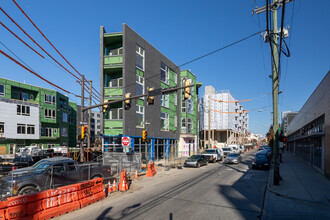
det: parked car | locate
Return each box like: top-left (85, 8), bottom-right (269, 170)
top-left (258, 146), bottom-right (265, 151)
top-left (238, 145), bottom-right (245, 154)
top-left (0, 157), bottom-right (111, 197)
top-left (222, 147), bottom-right (234, 157)
top-left (252, 153), bottom-right (270, 170)
top-left (184, 155), bottom-right (208, 168)
top-left (202, 148), bottom-right (223, 162)
top-left (224, 153), bottom-right (242, 164)
top-left (0, 155), bottom-right (45, 176)
top-left (228, 144), bottom-right (239, 153)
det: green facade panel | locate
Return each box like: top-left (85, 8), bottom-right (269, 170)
top-left (104, 56), bottom-right (123, 65)
top-left (104, 88), bottom-right (123, 97)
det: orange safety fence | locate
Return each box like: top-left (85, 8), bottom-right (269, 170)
top-left (0, 178), bottom-right (105, 220)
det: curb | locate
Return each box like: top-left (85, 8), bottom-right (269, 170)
top-left (266, 165), bottom-right (330, 207)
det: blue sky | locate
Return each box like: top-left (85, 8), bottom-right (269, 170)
top-left (0, 0), bottom-right (329, 136)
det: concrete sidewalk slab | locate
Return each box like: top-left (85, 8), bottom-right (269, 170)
top-left (267, 152), bottom-right (330, 205)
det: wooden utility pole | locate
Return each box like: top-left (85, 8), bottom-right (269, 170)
top-left (88, 80), bottom-right (92, 150)
top-left (80, 75), bottom-right (85, 162)
top-left (253, 0), bottom-right (293, 185)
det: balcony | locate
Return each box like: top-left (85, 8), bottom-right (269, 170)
top-left (104, 55), bottom-right (123, 66)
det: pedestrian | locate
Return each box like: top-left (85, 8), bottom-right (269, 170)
top-left (279, 142), bottom-right (284, 163)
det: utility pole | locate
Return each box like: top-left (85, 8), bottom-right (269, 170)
top-left (253, 0), bottom-right (293, 185)
top-left (80, 75), bottom-right (85, 162)
top-left (88, 80), bottom-right (92, 151)
top-left (208, 96), bottom-right (211, 149)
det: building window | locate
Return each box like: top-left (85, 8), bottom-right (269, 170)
top-left (97, 120), bottom-right (100, 123)
top-left (69, 117), bottom-right (74, 125)
top-left (174, 93), bottom-right (177, 106)
top-left (27, 124), bottom-right (35, 134)
top-left (136, 45), bottom-right (145, 71)
top-left (174, 72), bottom-right (177, 84)
top-left (136, 75), bottom-right (144, 96)
top-left (0, 84), bottom-right (4, 96)
top-left (44, 128), bottom-right (53, 137)
top-left (53, 128), bottom-right (57, 134)
top-left (187, 118), bottom-right (193, 133)
top-left (44, 94), bottom-right (56, 105)
top-left (47, 144), bottom-right (55, 149)
top-left (44, 109), bottom-right (56, 119)
top-left (19, 92), bottom-right (29, 101)
top-left (187, 99), bottom-right (193, 114)
top-left (160, 94), bottom-right (169, 108)
top-left (160, 112), bottom-right (169, 131)
top-left (97, 114), bottom-right (100, 117)
top-left (109, 78), bottom-right (123, 87)
top-left (60, 127), bottom-right (68, 137)
top-left (106, 47), bottom-right (123, 56)
top-left (182, 99), bottom-right (186, 113)
top-left (0, 122), bottom-right (4, 134)
top-left (181, 118), bottom-right (186, 133)
top-left (136, 105), bottom-right (144, 127)
top-left (160, 63), bottom-right (169, 84)
top-left (97, 126), bottom-right (100, 129)
top-left (174, 115), bottom-right (177, 127)
top-left (59, 98), bottom-right (67, 109)
top-left (17, 124), bottom-right (26, 134)
top-left (17, 104), bottom-right (30, 116)
top-left (63, 113), bottom-right (68, 122)
top-left (110, 108), bottom-right (123, 120)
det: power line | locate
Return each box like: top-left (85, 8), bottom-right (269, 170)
top-left (178, 30), bottom-right (264, 67)
top-left (12, 0), bottom-right (101, 97)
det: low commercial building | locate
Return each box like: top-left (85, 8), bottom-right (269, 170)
top-left (0, 77), bottom-right (77, 154)
top-left (287, 71), bottom-right (330, 178)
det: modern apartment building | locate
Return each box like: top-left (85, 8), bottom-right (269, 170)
top-left (100, 24), bottom-right (181, 161)
top-left (179, 70), bottom-right (202, 157)
top-left (199, 86), bottom-right (249, 148)
top-left (287, 71), bottom-right (330, 178)
top-left (281, 111), bottom-right (298, 136)
top-left (0, 77), bottom-right (77, 154)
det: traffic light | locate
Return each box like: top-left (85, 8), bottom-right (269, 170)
top-left (81, 126), bottom-right (87, 139)
top-left (147, 87), bottom-right (154, 105)
top-left (142, 130), bottom-right (147, 142)
top-left (124, 93), bottom-right (131, 110)
top-left (184, 79), bottom-right (190, 100)
top-left (103, 100), bottom-right (109, 113)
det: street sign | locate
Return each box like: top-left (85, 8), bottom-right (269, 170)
top-left (80, 122), bottom-right (88, 125)
top-left (122, 136), bottom-right (130, 147)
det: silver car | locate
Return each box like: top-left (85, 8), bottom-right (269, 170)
top-left (224, 153), bottom-right (242, 164)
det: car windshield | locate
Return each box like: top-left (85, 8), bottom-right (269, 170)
top-left (232, 147), bottom-right (237, 150)
top-left (228, 153), bottom-right (239, 157)
top-left (189, 155), bottom-right (201, 159)
top-left (203, 150), bottom-right (216, 154)
top-left (223, 148), bottom-right (231, 151)
top-left (33, 163), bottom-right (51, 173)
top-left (255, 155), bottom-right (268, 162)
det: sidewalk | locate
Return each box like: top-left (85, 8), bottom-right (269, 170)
top-left (263, 151), bottom-right (330, 219)
top-left (268, 152), bottom-right (330, 204)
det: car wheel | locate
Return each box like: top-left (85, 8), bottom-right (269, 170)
top-left (196, 162), bottom-right (200, 168)
top-left (19, 186), bottom-right (39, 195)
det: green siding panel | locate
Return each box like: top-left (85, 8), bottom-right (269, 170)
top-left (104, 88), bottom-right (123, 96)
top-left (104, 56), bottom-right (123, 65)
top-left (104, 120), bottom-right (123, 128)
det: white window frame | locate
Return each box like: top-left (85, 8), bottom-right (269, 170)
top-left (136, 75), bottom-right (144, 96)
top-left (160, 112), bottom-right (169, 131)
top-left (17, 104), bottom-right (30, 116)
top-left (181, 118), bottom-right (186, 133)
top-left (174, 93), bottom-right (177, 106)
top-left (17, 124), bottom-right (26, 134)
top-left (27, 124), bottom-right (35, 134)
top-left (187, 118), bottom-right (193, 133)
top-left (160, 94), bottom-right (169, 108)
top-left (160, 63), bottom-right (169, 84)
top-left (174, 72), bottom-right (177, 84)
top-left (44, 109), bottom-right (56, 119)
top-left (109, 108), bottom-right (123, 120)
top-left (136, 105), bottom-right (144, 128)
top-left (109, 78), bottom-right (123, 88)
top-left (0, 84), bottom-right (4, 96)
top-left (174, 115), bottom-right (177, 127)
top-left (44, 94), bottom-right (56, 105)
top-left (136, 45), bottom-right (145, 71)
top-left (182, 98), bottom-right (186, 113)
top-left (187, 99), bottom-right (193, 114)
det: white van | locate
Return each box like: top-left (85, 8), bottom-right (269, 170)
top-left (228, 144), bottom-right (239, 153)
top-left (222, 146), bottom-right (234, 157)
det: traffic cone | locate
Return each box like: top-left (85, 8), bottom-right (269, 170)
top-left (135, 170), bottom-right (138, 178)
top-left (112, 179), bottom-right (117, 191)
top-left (108, 180), bottom-right (112, 195)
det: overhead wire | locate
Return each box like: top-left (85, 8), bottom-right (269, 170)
top-left (0, 6), bottom-right (100, 101)
top-left (12, 0), bottom-right (101, 97)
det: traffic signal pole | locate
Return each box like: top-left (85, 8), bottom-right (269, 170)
top-left (80, 75), bottom-right (85, 162)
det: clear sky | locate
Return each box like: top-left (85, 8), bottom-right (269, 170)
top-left (1, 0), bottom-right (329, 136)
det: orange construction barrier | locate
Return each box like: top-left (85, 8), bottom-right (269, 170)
top-left (135, 170), bottom-right (138, 178)
top-left (118, 169), bottom-right (130, 191)
top-left (249, 147), bottom-right (252, 151)
top-left (112, 179), bottom-right (117, 192)
top-left (107, 180), bottom-right (112, 194)
top-left (79, 191), bottom-right (105, 208)
top-left (37, 201), bottom-right (80, 220)
top-left (146, 162), bottom-right (157, 177)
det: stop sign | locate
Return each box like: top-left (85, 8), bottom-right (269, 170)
top-left (122, 137), bottom-right (130, 146)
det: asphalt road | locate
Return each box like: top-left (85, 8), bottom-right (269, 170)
top-left (57, 150), bottom-right (269, 220)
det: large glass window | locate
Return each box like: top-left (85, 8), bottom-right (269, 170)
top-left (0, 84), bottom-right (4, 96)
top-left (181, 118), bottom-right (186, 133)
top-left (136, 75), bottom-right (144, 96)
top-left (19, 92), bottom-right (29, 101)
top-left (17, 105), bottom-right (30, 116)
top-left (109, 78), bottom-right (123, 87)
top-left (17, 124), bottom-right (26, 134)
top-left (44, 109), bottom-right (56, 119)
top-left (136, 105), bottom-right (144, 127)
top-left (44, 128), bottom-right (53, 137)
top-left (60, 127), bottom-right (68, 137)
top-left (160, 63), bottom-right (169, 84)
top-left (44, 94), bottom-right (56, 105)
top-left (136, 45), bottom-right (145, 71)
top-left (187, 118), bottom-right (193, 133)
top-left (187, 99), bottom-right (193, 114)
top-left (160, 112), bottom-right (169, 131)
top-left (27, 125), bottom-right (35, 134)
top-left (62, 113), bottom-right (68, 122)
top-left (160, 94), bottom-right (169, 108)
top-left (109, 108), bottom-right (123, 120)
top-left (182, 99), bottom-right (186, 113)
